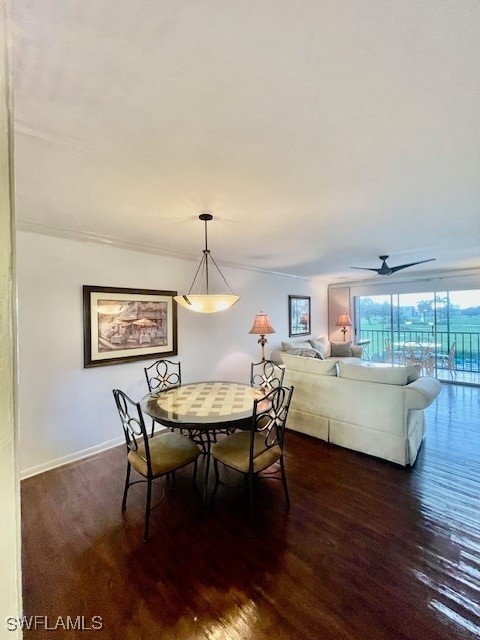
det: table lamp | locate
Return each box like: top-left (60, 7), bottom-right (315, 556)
top-left (249, 312), bottom-right (276, 360)
top-left (336, 313), bottom-right (353, 341)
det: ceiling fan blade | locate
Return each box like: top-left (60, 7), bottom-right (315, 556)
top-left (350, 257), bottom-right (436, 276)
top-left (350, 266), bottom-right (382, 273)
top-left (388, 258), bottom-right (436, 274)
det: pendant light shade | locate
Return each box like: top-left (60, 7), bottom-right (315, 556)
top-left (173, 214), bottom-right (240, 313)
top-left (175, 294), bottom-right (240, 313)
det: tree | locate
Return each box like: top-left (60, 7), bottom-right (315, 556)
top-left (417, 299), bottom-right (433, 321)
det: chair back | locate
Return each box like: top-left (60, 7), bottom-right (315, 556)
top-left (144, 359), bottom-right (181, 392)
top-left (252, 385), bottom-right (294, 454)
top-left (250, 360), bottom-right (285, 391)
top-left (385, 338), bottom-right (392, 358)
top-left (113, 389), bottom-right (152, 473)
top-left (448, 341), bottom-right (456, 369)
top-left (402, 341), bottom-right (422, 364)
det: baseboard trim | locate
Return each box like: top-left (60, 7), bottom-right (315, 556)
top-left (20, 436), bottom-right (125, 480)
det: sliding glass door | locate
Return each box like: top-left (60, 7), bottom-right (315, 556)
top-left (355, 290), bottom-right (480, 384)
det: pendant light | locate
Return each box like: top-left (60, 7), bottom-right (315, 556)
top-left (174, 213), bottom-right (240, 313)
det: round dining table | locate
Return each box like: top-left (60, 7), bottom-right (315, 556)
top-left (140, 381), bottom-right (265, 505)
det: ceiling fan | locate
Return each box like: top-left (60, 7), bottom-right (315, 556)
top-left (350, 255), bottom-right (436, 276)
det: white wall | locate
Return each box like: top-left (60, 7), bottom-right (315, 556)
top-left (328, 286), bottom-right (352, 343)
top-left (17, 231), bottom-right (328, 477)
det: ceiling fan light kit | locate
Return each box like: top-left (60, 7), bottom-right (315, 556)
top-left (350, 255), bottom-right (436, 276)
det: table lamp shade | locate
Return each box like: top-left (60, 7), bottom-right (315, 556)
top-left (249, 313), bottom-right (276, 335)
top-left (336, 313), bottom-right (353, 342)
top-left (336, 313), bottom-right (353, 328)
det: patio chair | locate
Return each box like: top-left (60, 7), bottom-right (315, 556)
top-left (402, 341), bottom-right (422, 366)
top-left (385, 338), bottom-right (403, 364)
top-left (437, 342), bottom-right (456, 378)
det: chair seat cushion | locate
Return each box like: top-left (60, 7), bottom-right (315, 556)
top-left (211, 431), bottom-right (282, 474)
top-left (128, 432), bottom-right (200, 478)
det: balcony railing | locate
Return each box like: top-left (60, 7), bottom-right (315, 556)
top-left (357, 329), bottom-right (480, 374)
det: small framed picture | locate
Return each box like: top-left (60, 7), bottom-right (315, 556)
top-left (288, 295), bottom-right (311, 337)
top-left (83, 285), bottom-right (178, 367)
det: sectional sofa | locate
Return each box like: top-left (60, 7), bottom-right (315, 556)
top-left (281, 353), bottom-right (442, 466)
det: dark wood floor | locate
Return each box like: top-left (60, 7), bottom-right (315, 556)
top-left (21, 384), bottom-right (480, 639)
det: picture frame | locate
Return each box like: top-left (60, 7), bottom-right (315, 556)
top-left (83, 285), bottom-right (178, 368)
top-left (288, 295), bottom-right (311, 337)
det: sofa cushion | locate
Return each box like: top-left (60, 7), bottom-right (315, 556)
top-left (309, 336), bottom-right (331, 358)
top-left (282, 340), bottom-right (313, 352)
top-left (338, 362), bottom-right (422, 386)
top-left (330, 341), bottom-right (353, 357)
top-left (334, 356), bottom-right (363, 365)
top-left (282, 353), bottom-right (338, 376)
top-left (286, 347), bottom-right (323, 359)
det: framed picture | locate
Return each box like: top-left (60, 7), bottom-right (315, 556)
top-left (288, 295), bottom-right (311, 337)
top-left (83, 285), bottom-right (178, 368)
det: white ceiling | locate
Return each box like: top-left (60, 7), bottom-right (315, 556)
top-left (10, 0), bottom-right (480, 282)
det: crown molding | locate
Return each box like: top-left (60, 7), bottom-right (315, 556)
top-left (16, 220), bottom-right (308, 281)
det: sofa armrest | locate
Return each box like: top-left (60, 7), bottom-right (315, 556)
top-left (404, 377), bottom-right (442, 409)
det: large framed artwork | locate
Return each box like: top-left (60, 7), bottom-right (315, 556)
top-left (83, 285), bottom-right (178, 367)
top-left (288, 295), bottom-right (311, 337)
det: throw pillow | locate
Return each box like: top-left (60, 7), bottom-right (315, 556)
top-left (330, 341), bottom-right (353, 357)
top-left (309, 336), bottom-right (331, 358)
top-left (282, 340), bottom-right (312, 352)
top-left (286, 348), bottom-right (324, 359)
top-left (351, 345), bottom-right (364, 358)
top-left (406, 364), bottom-right (421, 383)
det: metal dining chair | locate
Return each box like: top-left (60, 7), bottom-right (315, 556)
top-left (250, 359), bottom-right (285, 391)
top-left (144, 359), bottom-right (182, 436)
top-left (210, 385), bottom-right (294, 527)
top-left (144, 359), bottom-right (181, 392)
top-left (112, 389), bottom-right (201, 542)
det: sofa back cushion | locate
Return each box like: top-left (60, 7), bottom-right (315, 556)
top-left (282, 340), bottom-right (313, 352)
top-left (351, 344), bottom-right (363, 358)
top-left (337, 362), bottom-right (418, 386)
top-left (286, 347), bottom-right (323, 359)
top-left (282, 353), bottom-right (338, 376)
top-left (330, 341), bottom-right (353, 357)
